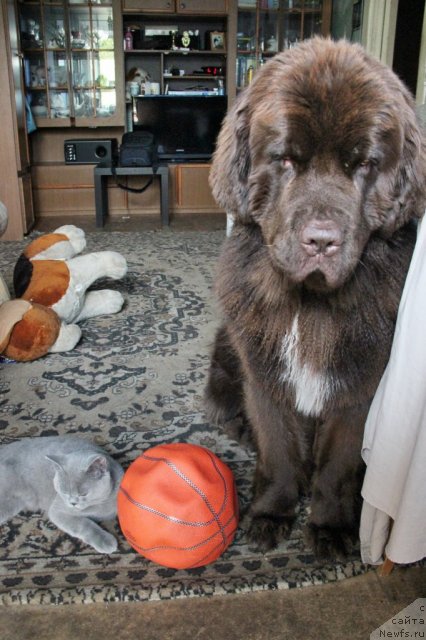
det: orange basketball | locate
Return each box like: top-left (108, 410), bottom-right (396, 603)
top-left (117, 443), bottom-right (239, 569)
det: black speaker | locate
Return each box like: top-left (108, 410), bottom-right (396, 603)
top-left (64, 138), bottom-right (117, 164)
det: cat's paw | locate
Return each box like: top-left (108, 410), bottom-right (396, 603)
top-left (91, 530), bottom-right (118, 554)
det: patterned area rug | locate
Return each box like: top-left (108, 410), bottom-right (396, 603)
top-left (0, 229), bottom-right (368, 605)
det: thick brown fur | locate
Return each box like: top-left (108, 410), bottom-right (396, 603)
top-left (205, 38), bottom-right (426, 558)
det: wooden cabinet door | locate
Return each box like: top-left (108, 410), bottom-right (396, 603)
top-left (123, 0), bottom-right (227, 13)
top-left (122, 0), bottom-right (174, 11)
top-left (174, 164), bottom-right (222, 211)
top-left (176, 0), bottom-right (228, 13)
top-left (0, 0), bottom-right (34, 239)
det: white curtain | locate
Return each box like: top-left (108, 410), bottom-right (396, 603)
top-left (360, 218), bottom-right (426, 565)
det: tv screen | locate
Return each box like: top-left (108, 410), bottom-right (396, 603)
top-left (134, 96), bottom-right (227, 161)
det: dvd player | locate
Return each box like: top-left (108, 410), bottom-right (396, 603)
top-left (157, 145), bottom-right (211, 162)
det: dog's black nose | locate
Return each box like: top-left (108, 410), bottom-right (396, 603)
top-left (300, 221), bottom-right (343, 257)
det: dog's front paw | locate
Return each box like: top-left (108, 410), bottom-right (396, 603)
top-left (306, 524), bottom-right (355, 560)
top-left (247, 513), bottom-right (294, 553)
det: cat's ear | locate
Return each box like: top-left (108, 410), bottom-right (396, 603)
top-left (86, 455), bottom-right (108, 478)
top-left (45, 454), bottom-right (65, 472)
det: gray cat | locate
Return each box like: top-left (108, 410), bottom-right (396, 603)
top-left (0, 435), bottom-right (123, 553)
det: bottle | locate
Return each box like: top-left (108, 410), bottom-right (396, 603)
top-left (266, 35), bottom-right (278, 52)
top-left (124, 27), bottom-right (133, 51)
top-left (247, 65), bottom-right (254, 84)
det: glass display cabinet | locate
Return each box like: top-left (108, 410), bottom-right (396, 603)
top-left (236, 0), bottom-right (331, 90)
top-left (17, 0), bottom-right (124, 127)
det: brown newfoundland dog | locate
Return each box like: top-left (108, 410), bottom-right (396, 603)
top-left (205, 38), bottom-right (426, 558)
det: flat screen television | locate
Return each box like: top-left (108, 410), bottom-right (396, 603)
top-left (133, 95), bottom-right (227, 162)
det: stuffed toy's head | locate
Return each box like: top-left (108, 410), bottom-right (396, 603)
top-left (13, 225), bottom-right (86, 301)
top-left (16, 225), bottom-right (86, 262)
top-left (125, 67), bottom-right (150, 83)
top-left (0, 203), bottom-right (62, 361)
top-left (0, 299), bottom-right (61, 361)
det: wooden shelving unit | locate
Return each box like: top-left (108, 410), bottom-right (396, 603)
top-left (1, 0), bottom-right (334, 235)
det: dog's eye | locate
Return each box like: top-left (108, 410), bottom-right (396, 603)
top-left (269, 153), bottom-right (298, 171)
top-left (282, 157), bottom-right (294, 170)
top-left (357, 158), bottom-right (378, 172)
top-left (344, 158), bottom-right (378, 175)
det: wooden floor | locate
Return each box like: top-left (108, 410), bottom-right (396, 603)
top-left (0, 566), bottom-right (424, 640)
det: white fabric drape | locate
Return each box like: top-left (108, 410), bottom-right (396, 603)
top-left (360, 218), bottom-right (426, 565)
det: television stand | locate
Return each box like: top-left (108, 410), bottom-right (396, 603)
top-left (94, 163), bottom-right (169, 228)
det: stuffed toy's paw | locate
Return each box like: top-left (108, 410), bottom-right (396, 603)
top-left (49, 322), bottom-right (82, 353)
top-left (74, 290), bottom-right (124, 323)
top-left (100, 251), bottom-right (128, 280)
top-left (74, 251), bottom-right (127, 281)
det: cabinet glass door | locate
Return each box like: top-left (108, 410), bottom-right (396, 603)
top-left (69, 2), bottom-right (117, 123)
top-left (18, 0), bottom-right (122, 127)
top-left (237, 1), bottom-right (282, 89)
top-left (236, 0), bottom-right (327, 90)
top-left (236, 1), bottom-right (259, 90)
top-left (280, 1), bottom-right (325, 46)
top-left (19, 0), bottom-right (68, 123)
top-left (43, 2), bottom-right (69, 120)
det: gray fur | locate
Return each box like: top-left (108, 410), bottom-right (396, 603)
top-left (0, 436), bottom-right (123, 554)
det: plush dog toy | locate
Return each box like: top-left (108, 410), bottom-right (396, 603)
top-left (0, 218), bottom-right (127, 361)
top-left (13, 225), bottom-right (127, 324)
top-left (0, 210), bottom-right (79, 360)
top-left (125, 66), bottom-right (150, 100)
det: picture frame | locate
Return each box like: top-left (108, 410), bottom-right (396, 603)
top-left (210, 31), bottom-right (226, 51)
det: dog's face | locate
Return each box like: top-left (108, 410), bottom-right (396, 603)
top-left (125, 67), bottom-right (150, 83)
top-left (211, 39), bottom-right (426, 292)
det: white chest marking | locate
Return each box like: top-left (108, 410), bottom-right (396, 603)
top-left (280, 313), bottom-right (334, 417)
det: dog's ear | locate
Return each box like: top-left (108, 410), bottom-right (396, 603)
top-left (381, 101), bottom-right (426, 235)
top-left (125, 67), bottom-right (138, 82)
top-left (209, 96), bottom-right (252, 223)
